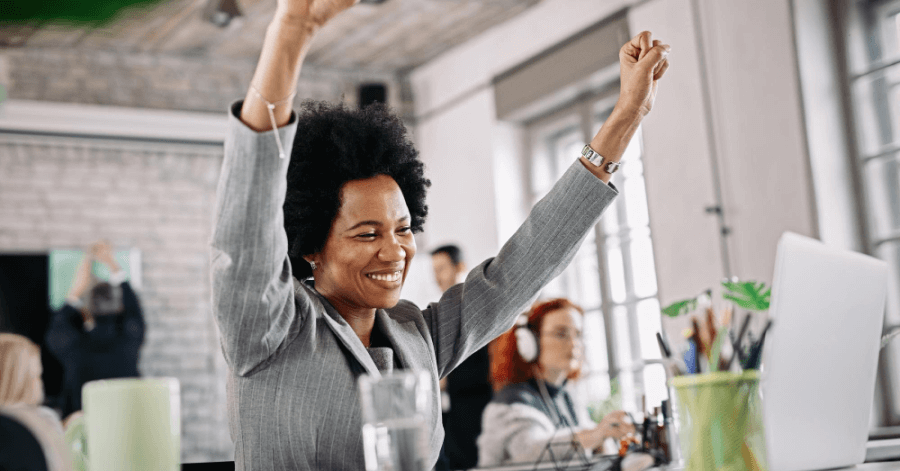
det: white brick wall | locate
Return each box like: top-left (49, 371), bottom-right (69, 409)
top-left (1, 48), bottom-right (413, 117)
top-left (0, 134), bottom-right (233, 461)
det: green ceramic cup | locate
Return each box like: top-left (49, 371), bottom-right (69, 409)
top-left (65, 377), bottom-right (181, 471)
top-left (669, 371), bottom-right (768, 471)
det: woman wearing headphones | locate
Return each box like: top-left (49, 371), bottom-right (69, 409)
top-left (477, 298), bottom-right (635, 466)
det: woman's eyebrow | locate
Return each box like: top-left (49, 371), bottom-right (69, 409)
top-left (346, 220), bottom-right (382, 231)
top-left (345, 216), bottom-right (411, 232)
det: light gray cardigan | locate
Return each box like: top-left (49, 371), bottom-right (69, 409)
top-left (210, 102), bottom-right (617, 470)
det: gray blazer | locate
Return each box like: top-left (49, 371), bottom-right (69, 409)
top-left (210, 102), bottom-right (617, 470)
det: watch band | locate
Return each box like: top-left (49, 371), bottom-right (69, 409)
top-left (581, 144), bottom-right (621, 174)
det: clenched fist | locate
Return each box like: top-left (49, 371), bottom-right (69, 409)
top-left (617, 31), bottom-right (671, 117)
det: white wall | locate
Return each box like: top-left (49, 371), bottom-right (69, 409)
top-left (414, 89), bottom-right (499, 265)
top-left (632, 0), bottom-right (818, 297)
top-left (627, 0), bottom-right (725, 303)
top-left (699, 0), bottom-right (817, 282)
top-left (409, 0), bottom-right (819, 306)
top-left (410, 0), bottom-right (633, 267)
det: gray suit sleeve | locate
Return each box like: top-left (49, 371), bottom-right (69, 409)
top-left (210, 101), bottom-right (300, 376)
top-left (424, 162), bottom-right (618, 377)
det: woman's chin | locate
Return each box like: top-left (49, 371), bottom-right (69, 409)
top-left (367, 292), bottom-right (403, 310)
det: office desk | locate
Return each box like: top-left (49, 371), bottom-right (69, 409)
top-left (849, 464), bottom-right (900, 470)
top-left (181, 457), bottom-right (900, 471)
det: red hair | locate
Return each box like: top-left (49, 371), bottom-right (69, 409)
top-left (488, 298), bottom-right (584, 392)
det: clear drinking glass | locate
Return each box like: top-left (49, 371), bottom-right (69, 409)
top-left (358, 371), bottom-right (431, 471)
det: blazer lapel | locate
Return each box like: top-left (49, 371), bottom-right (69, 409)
top-left (376, 309), bottom-right (427, 373)
top-left (304, 286), bottom-right (382, 379)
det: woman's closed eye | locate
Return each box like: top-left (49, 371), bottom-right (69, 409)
top-left (355, 227), bottom-right (411, 240)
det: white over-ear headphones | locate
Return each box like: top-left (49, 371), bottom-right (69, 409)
top-left (515, 314), bottom-right (539, 363)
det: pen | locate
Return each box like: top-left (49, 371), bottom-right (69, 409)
top-left (691, 318), bottom-right (707, 358)
top-left (684, 340), bottom-right (698, 374)
top-left (744, 320), bottom-right (773, 370)
top-left (705, 307), bottom-right (718, 348)
top-left (656, 332), bottom-right (672, 358)
top-left (726, 313), bottom-right (753, 370)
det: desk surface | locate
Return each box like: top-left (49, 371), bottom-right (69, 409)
top-left (829, 464), bottom-right (900, 470)
top-left (181, 459), bottom-right (900, 471)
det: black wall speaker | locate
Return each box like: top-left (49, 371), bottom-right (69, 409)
top-left (359, 83), bottom-right (387, 108)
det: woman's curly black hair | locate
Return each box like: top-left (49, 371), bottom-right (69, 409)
top-left (283, 100), bottom-right (430, 279)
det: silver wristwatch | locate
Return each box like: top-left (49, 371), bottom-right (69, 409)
top-left (581, 144), bottom-right (621, 174)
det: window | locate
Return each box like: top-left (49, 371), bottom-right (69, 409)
top-left (842, 0), bottom-right (900, 428)
top-left (525, 91), bottom-right (666, 415)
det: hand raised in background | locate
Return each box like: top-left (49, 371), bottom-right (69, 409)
top-left (67, 250), bottom-right (95, 301)
top-left (90, 240), bottom-right (120, 272)
top-left (90, 240), bottom-right (111, 262)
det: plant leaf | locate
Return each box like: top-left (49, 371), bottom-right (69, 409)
top-left (661, 298), bottom-right (698, 317)
top-left (721, 280), bottom-right (771, 311)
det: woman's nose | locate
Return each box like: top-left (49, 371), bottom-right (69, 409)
top-left (571, 337), bottom-right (584, 353)
top-left (379, 235), bottom-right (406, 261)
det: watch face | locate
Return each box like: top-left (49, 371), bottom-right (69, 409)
top-left (581, 145), bottom-right (603, 165)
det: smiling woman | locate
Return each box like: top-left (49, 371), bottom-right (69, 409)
top-left (209, 0), bottom-right (669, 469)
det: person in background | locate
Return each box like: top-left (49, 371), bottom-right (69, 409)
top-left (0, 333), bottom-right (72, 471)
top-left (431, 244), bottom-right (493, 470)
top-left (45, 241), bottom-right (144, 419)
top-left (477, 298), bottom-right (635, 466)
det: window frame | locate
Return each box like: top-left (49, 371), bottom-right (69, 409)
top-left (837, 0), bottom-right (900, 431)
top-left (523, 88), bottom-right (667, 413)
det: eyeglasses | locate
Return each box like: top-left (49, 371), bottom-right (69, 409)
top-left (541, 329), bottom-right (583, 343)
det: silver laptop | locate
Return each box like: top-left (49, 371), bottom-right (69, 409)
top-left (762, 232), bottom-right (888, 471)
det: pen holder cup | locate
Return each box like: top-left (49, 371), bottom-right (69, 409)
top-left (669, 371), bottom-right (767, 471)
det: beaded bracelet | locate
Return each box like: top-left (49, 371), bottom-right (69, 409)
top-left (249, 84), bottom-right (296, 159)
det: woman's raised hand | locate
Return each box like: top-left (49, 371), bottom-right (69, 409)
top-left (276, 0), bottom-right (359, 27)
top-left (616, 31), bottom-right (670, 118)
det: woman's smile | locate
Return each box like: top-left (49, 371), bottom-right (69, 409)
top-left (365, 269), bottom-right (404, 284)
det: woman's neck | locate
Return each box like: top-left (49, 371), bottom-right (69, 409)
top-left (318, 289), bottom-right (377, 347)
top-left (536, 366), bottom-right (568, 387)
top-left (313, 284), bottom-right (375, 348)
top-left (344, 311), bottom-right (376, 347)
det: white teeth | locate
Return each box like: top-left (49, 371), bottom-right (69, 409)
top-left (367, 271), bottom-right (402, 282)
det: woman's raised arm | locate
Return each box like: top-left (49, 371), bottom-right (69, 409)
top-left (580, 31), bottom-right (670, 184)
top-left (240, 0), bottom-right (358, 132)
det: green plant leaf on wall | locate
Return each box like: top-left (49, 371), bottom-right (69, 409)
top-left (661, 298), bottom-right (698, 317)
top-left (721, 280), bottom-right (771, 311)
